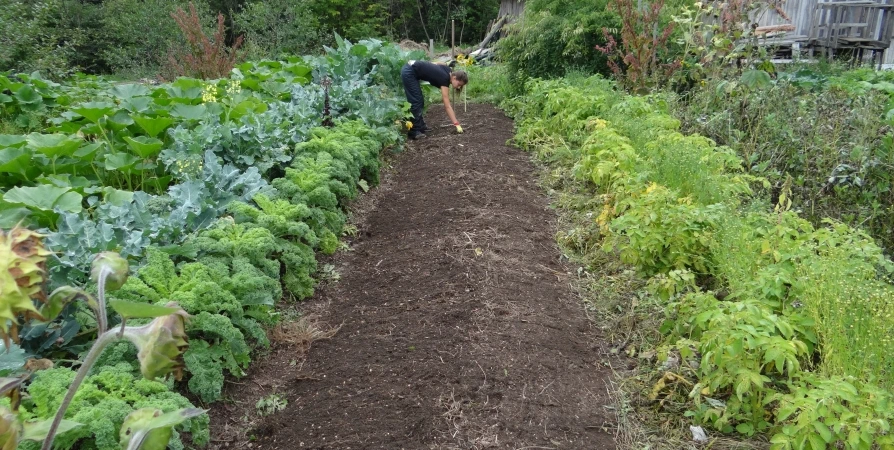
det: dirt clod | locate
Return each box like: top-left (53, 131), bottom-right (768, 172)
top-left (208, 104), bottom-right (617, 449)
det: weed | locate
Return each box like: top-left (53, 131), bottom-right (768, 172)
top-left (164, 2), bottom-right (244, 80)
top-left (255, 393), bottom-right (288, 416)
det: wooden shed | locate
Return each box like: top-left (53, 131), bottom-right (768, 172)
top-left (750, 0), bottom-right (894, 65)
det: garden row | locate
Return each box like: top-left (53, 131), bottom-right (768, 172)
top-left (506, 76), bottom-right (894, 450)
top-left (1, 37), bottom-right (423, 449)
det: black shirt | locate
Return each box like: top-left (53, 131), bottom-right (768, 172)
top-left (412, 61), bottom-right (452, 88)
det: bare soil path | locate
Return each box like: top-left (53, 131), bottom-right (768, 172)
top-left (208, 104), bottom-right (617, 449)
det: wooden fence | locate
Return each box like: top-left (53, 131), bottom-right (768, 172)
top-left (750, 0), bottom-right (894, 64)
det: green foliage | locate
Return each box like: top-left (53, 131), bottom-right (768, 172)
top-left (674, 74), bottom-right (894, 251)
top-left (770, 374), bottom-right (894, 450)
top-left (497, 0), bottom-right (620, 92)
top-left (111, 248), bottom-right (266, 401)
top-left (1, 38), bottom-right (407, 450)
top-left (462, 64), bottom-right (511, 104)
top-left (234, 0), bottom-right (324, 59)
top-left (305, 0), bottom-right (387, 42)
top-left (509, 72), bottom-right (894, 449)
top-left (0, 0), bottom-right (88, 79)
top-left (608, 183), bottom-right (726, 276)
top-left (0, 0), bottom-right (212, 79)
top-left (101, 0), bottom-right (214, 78)
top-left (24, 364), bottom-right (209, 450)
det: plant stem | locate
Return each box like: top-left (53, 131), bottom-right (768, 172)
top-left (41, 329), bottom-right (119, 450)
top-left (96, 266), bottom-right (110, 336)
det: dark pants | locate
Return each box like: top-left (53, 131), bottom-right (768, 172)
top-left (401, 64), bottom-right (426, 136)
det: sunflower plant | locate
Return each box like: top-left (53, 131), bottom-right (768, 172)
top-left (0, 227), bottom-right (204, 450)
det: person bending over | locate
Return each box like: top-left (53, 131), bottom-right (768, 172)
top-left (400, 59), bottom-right (468, 140)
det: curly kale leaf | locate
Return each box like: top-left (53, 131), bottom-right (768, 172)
top-left (114, 248), bottom-right (242, 317)
top-left (25, 363), bottom-right (209, 450)
top-left (190, 312), bottom-right (251, 368)
top-left (229, 194), bottom-right (319, 246)
top-left (183, 340), bottom-right (227, 403)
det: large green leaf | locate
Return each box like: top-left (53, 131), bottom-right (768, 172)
top-left (111, 84), bottom-right (151, 99)
top-left (350, 44), bottom-right (370, 57)
top-left (0, 135), bottom-right (27, 148)
top-left (26, 133), bottom-right (82, 158)
top-left (21, 419), bottom-right (82, 442)
top-left (120, 97), bottom-right (154, 114)
top-left (170, 104), bottom-right (207, 121)
top-left (0, 148), bottom-right (30, 174)
top-left (13, 85), bottom-right (42, 105)
top-left (123, 136), bottom-right (164, 158)
top-left (229, 99), bottom-right (268, 121)
top-left (37, 174), bottom-right (93, 192)
top-left (102, 187), bottom-right (135, 206)
top-left (0, 204), bottom-right (31, 228)
top-left (107, 110), bottom-right (135, 131)
top-left (72, 101), bottom-right (117, 123)
top-left (284, 63), bottom-right (312, 78)
top-left (104, 152), bottom-right (140, 172)
top-left (74, 142), bottom-right (103, 161)
top-left (3, 185), bottom-right (83, 213)
top-left (121, 408), bottom-right (205, 450)
top-left (132, 115), bottom-right (174, 138)
top-left (0, 342), bottom-right (25, 374)
top-left (108, 300), bottom-right (179, 319)
top-left (741, 70), bottom-right (772, 90)
top-left (165, 86), bottom-right (203, 103)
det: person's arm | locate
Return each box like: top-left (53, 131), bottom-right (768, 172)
top-left (441, 86), bottom-right (462, 132)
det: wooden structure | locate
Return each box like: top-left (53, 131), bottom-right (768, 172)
top-left (469, 0), bottom-right (525, 61)
top-left (751, 0), bottom-right (894, 65)
top-left (498, 0), bottom-right (525, 21)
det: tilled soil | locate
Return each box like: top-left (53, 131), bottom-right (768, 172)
top-left (208, 104), bottom-right (617, 449)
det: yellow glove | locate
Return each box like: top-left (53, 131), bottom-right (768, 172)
top-left (455, 124), bottom-right (463, 134)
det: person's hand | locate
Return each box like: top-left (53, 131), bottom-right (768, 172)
top-left (455, 123), bottom-right (463, 134)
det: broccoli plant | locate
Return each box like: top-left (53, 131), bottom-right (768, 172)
top-left (0, 227), bottom-right (204, 450)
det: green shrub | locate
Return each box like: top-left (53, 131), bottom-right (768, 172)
top-left (497, 0), bottom-right (620, 92)
top-left (0, 0), bottom-right (88, 79)
top-left (234, 0), bottom-right (324, 59)
top-left (608, 183), bottom-right (726, 276)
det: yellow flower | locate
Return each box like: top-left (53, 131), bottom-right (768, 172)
top-left (201, 85), bottom-right (217, 103)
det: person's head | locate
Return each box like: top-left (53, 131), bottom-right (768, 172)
top-left (451, 70), bottom-right (468, 92)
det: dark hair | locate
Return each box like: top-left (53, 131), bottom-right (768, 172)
top-left (453, 70), bottom-right (468, 92)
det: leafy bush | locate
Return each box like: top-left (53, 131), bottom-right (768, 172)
top-left (234, 0), bottom-right (324, 59)
top-left (608, 183), bottom-right (726, 276)
top-left (497, 0), bottom-right (620, 92)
